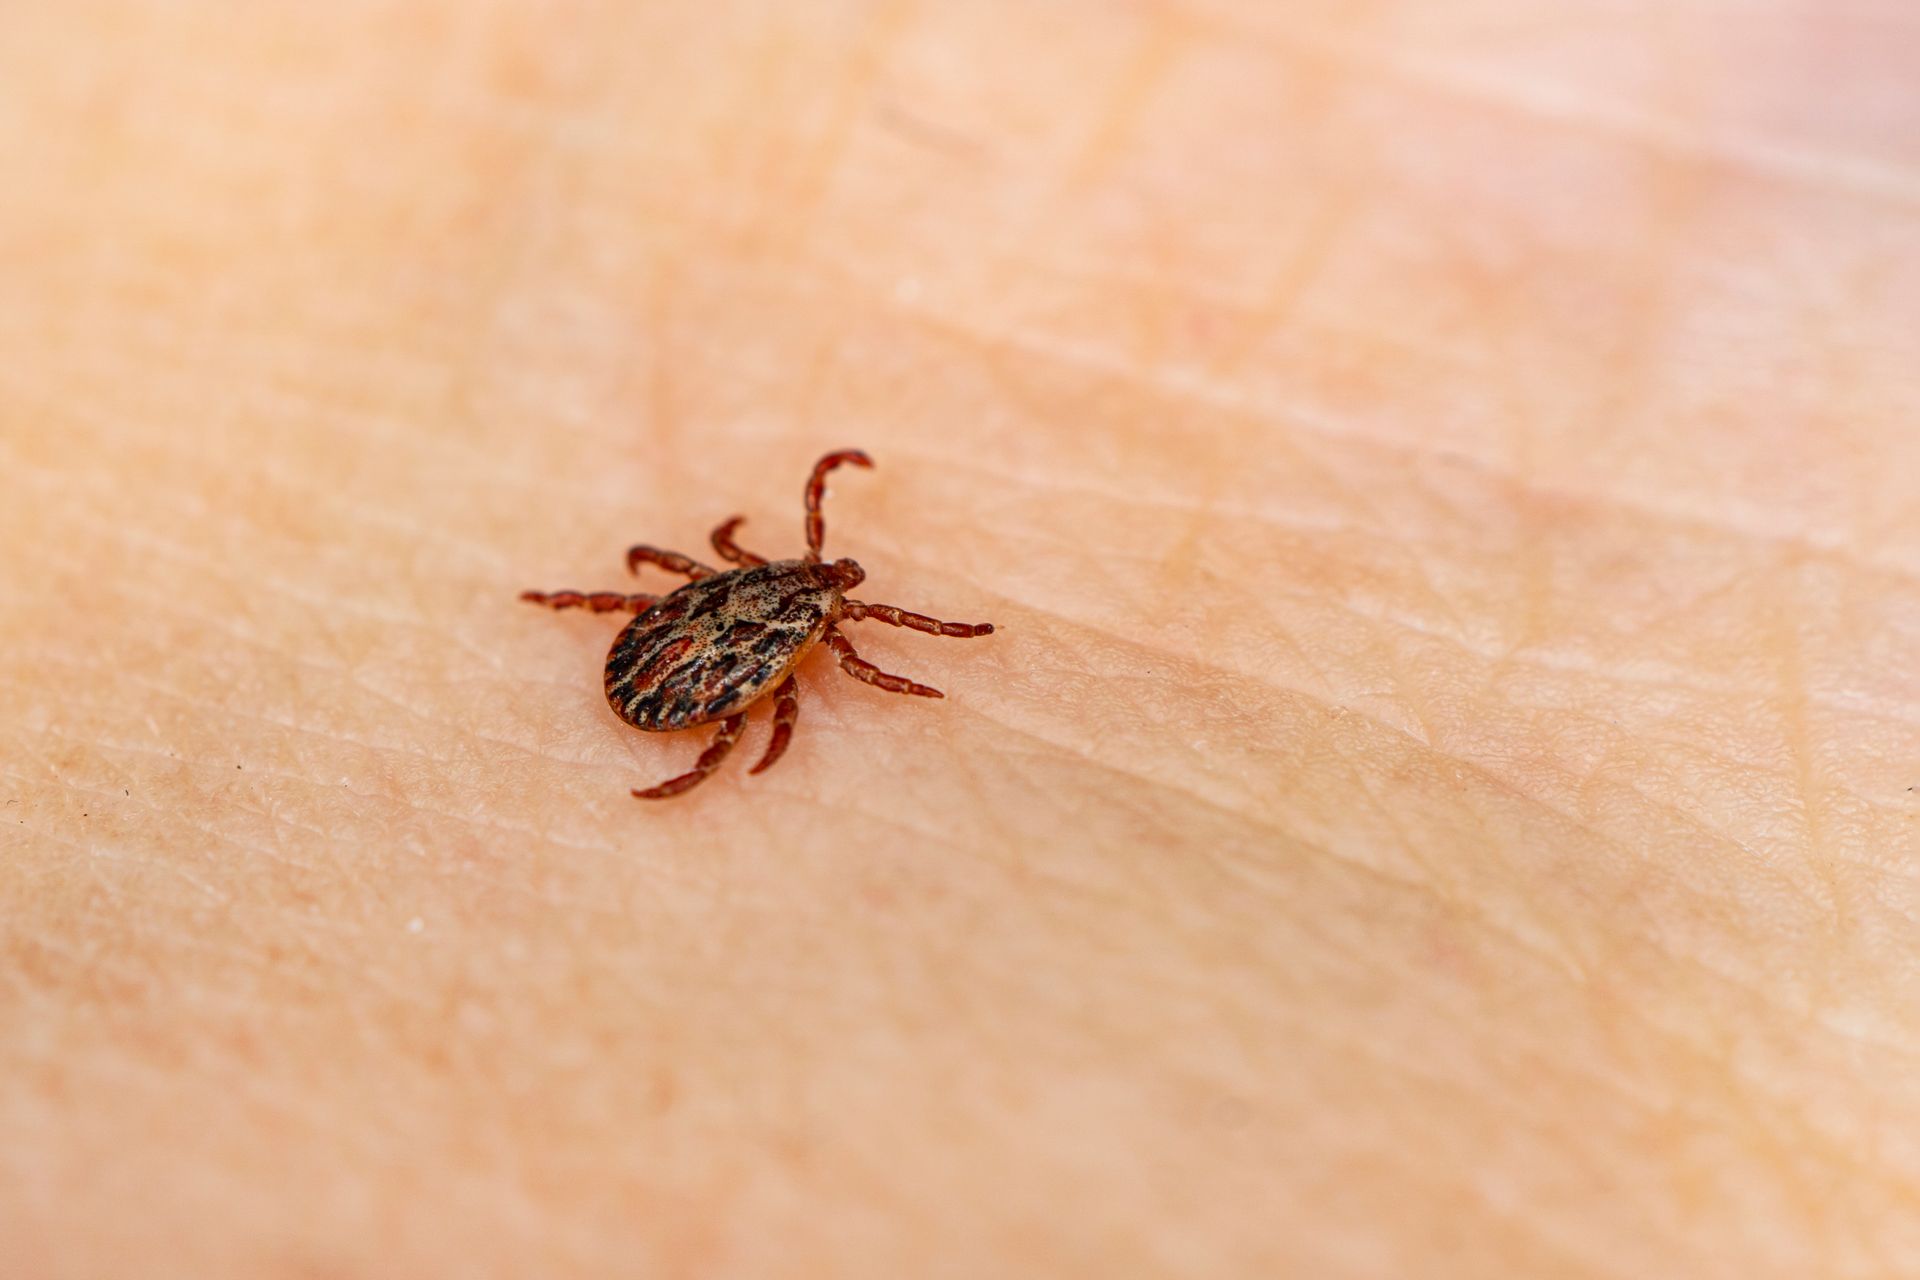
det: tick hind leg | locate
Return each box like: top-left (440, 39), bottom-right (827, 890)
top-left (633, 712), bottom-right (748, 800)
top-left (710, 516), bottom-right (768, 567)
top-left (749, 676), bottom-right (800, 775)
top-left (803, 449), bottom-right (874, 561)
top-left (841, 600), bottom-right (994, 638)
top-left (626, 546), bottom-right (716, 581)
top-left (520, 590), bottom-right (658, 614)
top-left (824, 629), bottom-right (944, 699)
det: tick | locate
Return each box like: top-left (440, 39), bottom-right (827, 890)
top-left (521, 449), bottom-right (996, 799)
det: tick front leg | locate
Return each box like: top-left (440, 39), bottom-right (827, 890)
top-left (803, 449), bottom-right (874, 561)
top-left (824, 628), bottom-right (944, 699)
top-left (749, 676), bottom-right (800, 775)
top-left (520, 590), bottom-right (658, 614)
top-left (633, 713), bottom-right (748, 800)
top-left (710, 516), bottom-right (769, 567)
top-left (625, 545), bottom-right (716, 581)
top-left (841, 600), bottom-right (994, 638)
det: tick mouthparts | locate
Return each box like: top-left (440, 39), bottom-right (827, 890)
top-left (826, 558), bottom-right (866, 590)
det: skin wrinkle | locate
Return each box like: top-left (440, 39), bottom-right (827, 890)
top-left (965, 709), bottom-right (1625, 992)
top-left (22, 638), bottom-right (542, 765)
top-left (1193, 572), bottom-right (1464, 888)
top-left (7, 672), bottom-right (502, 817)
top-left (929, 515), bottom-right (1920, 743)
top-left (860, 242), bottom-right (1502, 367)
top-left (960, 591), bottom-right (1574, 882)
top-left (1483, 632), bottom-right (1920, 757)
top-left (1263, 454), bottom-right (1488, 650)
top-left (1568, 757), bottom-right (1822, 898)
top-left (20, 527), bottom-right (517, 674)
top-left (1766, 560), bottom-right (1842, 912)
top-left (932, 311), bottom-right (1920, 581)
top-left (1192, 4), bottom-right (1920, 209)
top-left (7, 724), bottom-right (638, 877)
top-left (1062, 9), bottom-right (1194, 194)
top-left (778, 0), bottom-right (921, 236)
top-left (983, 639), bottom-right (1886, 940)
top-left (6, 922), bottom-right (343, 1027)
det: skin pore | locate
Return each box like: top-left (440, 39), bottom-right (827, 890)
top-left (4, 2), bottom-right (1919, 1276)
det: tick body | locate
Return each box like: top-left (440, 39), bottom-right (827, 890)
top-left (522, 450), bottom-right (994, 799)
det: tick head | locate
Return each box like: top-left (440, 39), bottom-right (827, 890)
top-left (820, 557), bottom-right (866, 592)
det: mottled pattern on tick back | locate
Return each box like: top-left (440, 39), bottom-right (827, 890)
top-left (605, 560), bottom-right (839, 730)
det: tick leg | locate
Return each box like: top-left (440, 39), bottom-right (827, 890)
top-left (803, 449), bottom-right (874, 561)
top-left (710, 516), bottom-right (769, 567)
top-left (520, 590), bottom-right (658, 614)
top-left (749, 676), bottom-right (800, 775)
top-left (626, 545), bottom-right (715, 581)
top-left (841, 600), bottom-right (994, 638)
top-left (633, 712), bottom-right (748, 800)
top-left (824, 628), bottom-right (944, 699)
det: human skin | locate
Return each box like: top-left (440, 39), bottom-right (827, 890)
top-left (4, 1), bottom-right (1920, 1276)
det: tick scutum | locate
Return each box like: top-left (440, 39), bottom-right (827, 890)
top-left (604, 560), bottom-right (839, 732)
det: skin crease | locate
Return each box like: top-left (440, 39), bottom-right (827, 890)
top-left (2, 1), bottom-right (1920, 1276)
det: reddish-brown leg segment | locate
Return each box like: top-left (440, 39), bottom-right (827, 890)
top-left (519, 590), bottom-right (658, 614)
top-left (840, 600), bottom-right (994, 638)
top-left (749, 676), bottom-right (800, 775)
top-left (626, 546), bottom-right (714, 580)
top-left (710, 516), bottom-right (768, 567)
top-left (803, 449), bottom-right (874, 561)
top-left (633, 712), bottom-right (748, 800)
top-left (823, 628), bottom-right (944, 699)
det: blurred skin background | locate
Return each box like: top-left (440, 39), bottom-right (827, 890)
top-left (3, 1), bottom-right (1919, 1276)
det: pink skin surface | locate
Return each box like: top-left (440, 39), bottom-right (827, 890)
top-left (4, 2), bottom-right (1920, 1277)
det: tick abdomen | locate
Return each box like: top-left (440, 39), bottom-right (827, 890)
top-left (604, 560), bottom-right (839, 731)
